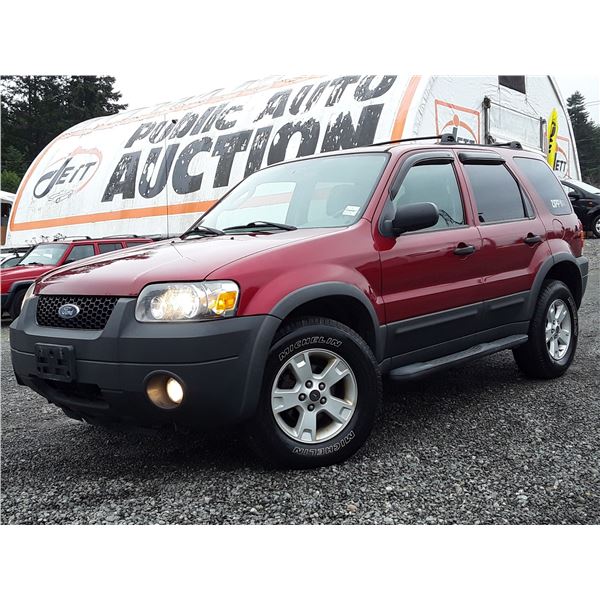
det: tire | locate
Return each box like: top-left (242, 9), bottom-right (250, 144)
top-left (591, 214), bottom-right (600, 239)
top-left (512, 280), bottom-right (578, 379)
top-left (9, 288), bottom-right (27, 321)
top-left (246, 317), bottom-right (382, 468)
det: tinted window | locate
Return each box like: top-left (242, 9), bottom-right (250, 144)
top-left (392, 163), bottom-right (464, 230)
top-left (464, 164), bottom-right (527, 223)
top-left (64, 244), bottom-right (95, 264)
top-left (125, 240), bottom-right (149, 247)
top-left (98, 243), bottom-right (122, 254)
top-left (515, 158), bottom-right (572, 216)
top-left (499, 76), bottom-right (526, 94)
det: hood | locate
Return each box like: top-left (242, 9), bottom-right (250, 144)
top-left (1, 264), bottom-right (54, 291)
top-left (36, 229), bottom-right (334, 296)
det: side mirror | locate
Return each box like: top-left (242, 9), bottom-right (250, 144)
top-left (568, 191), bottom-right (580, 200)
top-left (391, 202), bottom-right (439, 236)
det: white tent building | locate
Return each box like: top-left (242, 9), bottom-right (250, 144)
top-left (6, 75), bottom-right (579, 245)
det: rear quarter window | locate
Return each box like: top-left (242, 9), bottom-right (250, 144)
top-left (514, 157), bottom-right (572, 216)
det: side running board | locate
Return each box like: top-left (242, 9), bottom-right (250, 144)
top-left (388, 335), bottom-right (528, 382)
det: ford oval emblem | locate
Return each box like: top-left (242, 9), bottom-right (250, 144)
top-left (58, 303), bottom-right (80, 319)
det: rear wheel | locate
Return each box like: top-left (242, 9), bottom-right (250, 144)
top-left (513, 280), bottom-right (578, 379)
top-left (9, 288), bottom-right (27, 321)
top-left (591, 214), bottom-right (600, 239)
top-left (246, 317), bottom-right (381, 468)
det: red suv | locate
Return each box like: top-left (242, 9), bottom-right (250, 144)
top-left (10, 139), bottom-right (589, 468)
top-left (2, 236), bottom-right (152, 320)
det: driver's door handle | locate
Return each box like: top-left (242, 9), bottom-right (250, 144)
top-left (453, 243), bottom-right (476, 256)
top-left (524, 233), bottom-right (542, 245)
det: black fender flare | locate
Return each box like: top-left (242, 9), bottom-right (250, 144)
top-left (4, 280), bottom-right (35, 311)
top-left (527, 253), bottom-right (586, 315)
top-left (270, 282), bottom-right (385, 361)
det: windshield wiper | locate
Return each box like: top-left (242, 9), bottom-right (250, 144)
top-left (223, 221), bottom-right (297, 232)
top-left (22, 262), bottom-right (44, 266)
top-left (181, 225), bottom-right (225, 239)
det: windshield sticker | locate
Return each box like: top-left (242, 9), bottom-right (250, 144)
top-left (343, 205), bottom-right (360, 216)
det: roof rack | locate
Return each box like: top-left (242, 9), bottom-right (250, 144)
top-left (369, 134), bottom-right (456, 147)
top-left (490, 141), bottom-right (523, 149)
top-left (368, 134), bottom-right (527, 150)
top-left (99, 234), bottom-right (141, 239)
top-left (52, 235), bottom-right (92, 241)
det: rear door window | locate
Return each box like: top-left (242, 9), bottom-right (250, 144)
top-left (98, 243), bottom-right (122, 254)
top-left (64, 244), bottom-right (95, 264)
top-left (514, 157), bottom-right (573, 216)
top-left (463, 163), bottom-right (527, 223)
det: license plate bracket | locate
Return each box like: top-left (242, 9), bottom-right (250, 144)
top-left (34, 343), bottom-right (77, 382)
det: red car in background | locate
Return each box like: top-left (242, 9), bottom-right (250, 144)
top-left (1, 236), bottom-right (152, 320)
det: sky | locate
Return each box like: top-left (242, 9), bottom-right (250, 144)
top-left (115, 73), bottom-right (600, 123)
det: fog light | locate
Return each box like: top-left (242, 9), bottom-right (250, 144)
top-left (146, 374), bottom-right (185, 409)
top-left (166, 377), bottom-right (184, 403)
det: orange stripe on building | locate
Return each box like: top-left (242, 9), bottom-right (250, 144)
top-left (9, 200), bottom-right (216, 231)
top-left (391, 75), bottom-right (422, 140)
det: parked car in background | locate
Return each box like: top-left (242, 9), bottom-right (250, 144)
top-left (1, 246), bottom-right (30, 269)
top-left (1, 236), bottom-right (153, 320)
top-left (10, 138), bottom-right (589, 468)
top-left (561, 179), bottom-right (600, 238)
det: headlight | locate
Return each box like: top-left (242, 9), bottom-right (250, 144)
top-left (21, 283), bottom-right (37, 309)
top-left (135, 281), bottom-right (239, 322)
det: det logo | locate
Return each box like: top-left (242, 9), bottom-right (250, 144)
top-left (33, 147), bottom-right (102, 203)
top-left (435, 99), bottom-right (480, 144)
top-left (554, 136), bottom-right (571, 177)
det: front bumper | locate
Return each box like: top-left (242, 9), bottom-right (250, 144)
top-left (10, 296), bottom-right (280, 428)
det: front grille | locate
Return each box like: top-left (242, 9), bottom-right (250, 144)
top-left (36, 295), bottom-right (119, 330)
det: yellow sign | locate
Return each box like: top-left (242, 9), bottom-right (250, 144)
top-left (547, 109), bottom-right (559, 168)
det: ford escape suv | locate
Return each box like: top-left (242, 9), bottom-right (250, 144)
top-left (10, 138), bottom-right (589, 468)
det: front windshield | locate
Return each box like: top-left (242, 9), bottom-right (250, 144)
top-left (575, 180), bottom-right (600, 195)
top-left (19, 243), bottom-right (69, 266)
top-left (196, 153), bottom-right (389, 232)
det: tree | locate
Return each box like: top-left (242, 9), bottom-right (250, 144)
top-left (1, 76), bottom-right (127, 179)
top-left (567, 91), bottom-right (600, 186)
top-left (1, 170), bottom-right (21, 193)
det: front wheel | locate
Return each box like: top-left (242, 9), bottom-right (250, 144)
top-left (513, 280), bottom-right (578, 379)
top-left (246, 317), bottom-right (382, 468)
top-left (9, 288), bottom-right (27, 321)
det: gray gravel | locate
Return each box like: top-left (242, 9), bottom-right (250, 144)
top-left (1, 241), bottom-right (599, 524)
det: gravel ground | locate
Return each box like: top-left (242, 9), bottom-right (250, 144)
top-left (1, 241), bottom-right (599, 525)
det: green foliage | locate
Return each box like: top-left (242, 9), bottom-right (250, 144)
top-left (1, 76), bottom-right (127, 179)
top-left (1, 170), bottom-right (21, 193)
top-left (567, 91), bottom-right (600, 186)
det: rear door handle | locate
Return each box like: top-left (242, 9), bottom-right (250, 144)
top-left (454, 243), bottom-right (476, 256)
top-left (524, 233), bottom-right (542, 245)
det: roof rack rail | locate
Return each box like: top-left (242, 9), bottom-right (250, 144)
top-left (52, 235), bottom-right (92, 241)
top-left (490, 141), bottom-right (523, 149)
top-left (369, 134), bottom-right (456, 147)
top-left (99, 234), bottom-right (141, 239)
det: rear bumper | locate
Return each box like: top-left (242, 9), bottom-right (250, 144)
top-left (577, 255), bottom-right (589, 300)
top-left (10, 296), bottom-right (280, 428)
